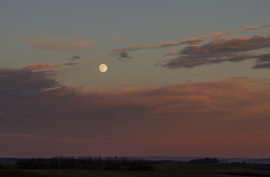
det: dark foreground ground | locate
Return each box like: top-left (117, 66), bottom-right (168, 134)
top-left (1, 163), bottom-right (270, 177)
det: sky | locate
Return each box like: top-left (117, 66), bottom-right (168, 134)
top-left (1, 0), bottom-right (270, 158)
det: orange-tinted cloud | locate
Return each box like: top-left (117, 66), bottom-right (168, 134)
top-left (0, 63), bottom-right (61, 75)
top-left (23, 63), bottom-right (61, 70)
top-left (238, 23), bottom-right (270, 32)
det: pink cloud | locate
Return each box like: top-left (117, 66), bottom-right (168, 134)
top-left (23, 63), bottom-right (61, 70)
top-left (238, 23), bottom-right (270, 32)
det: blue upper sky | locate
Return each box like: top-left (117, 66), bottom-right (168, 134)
top-left (1, 0), bottom-right (270, 90)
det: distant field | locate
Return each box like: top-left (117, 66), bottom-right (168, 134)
top-left (1, 163), bottom-right (270, 177)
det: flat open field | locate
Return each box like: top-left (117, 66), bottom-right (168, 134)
top-left (1, 163), bottom-right (270, 177)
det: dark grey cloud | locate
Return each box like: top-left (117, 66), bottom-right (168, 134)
top-left (180, 35), bottom-right (270, 55)
top-left (0, 67), bottom-right (60, 99)
top-left (118, 51), bottom-right (132, 60)
top-left (0, 65), bottom-right (62, 127)
top-left (70, 55), bottom-right (81, 61)
top-left (253, 63), bottom-right (270, 69)
top-left (160, 34), bottom-right (270, 69)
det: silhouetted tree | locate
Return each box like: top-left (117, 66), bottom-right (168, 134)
top-left (17, 156), bottom-right (153, 171)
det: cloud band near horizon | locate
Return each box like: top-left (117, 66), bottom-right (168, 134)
top-left (1, 65), bottom-right (270, 157)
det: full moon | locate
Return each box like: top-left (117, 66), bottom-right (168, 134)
top-left (99, 64), bottom-right (108, 72)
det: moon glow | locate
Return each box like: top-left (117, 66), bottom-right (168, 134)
top-left (99, 64), bottom-right (108, 72)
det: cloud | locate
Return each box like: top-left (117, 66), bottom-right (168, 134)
top-left (79, 59), bottom-right (112, 65)
top-left (181, 35), bottom-right (270, 55)
top-left (117, 51), bottom-right (132, 60)
top-left (64, 56), bottom-right (82, 66)
top-left (17, 35), bottom-right (94, 51)
top-left (238, 23), bottom-right (270, 32)
top-left (106, 33), bottom-right (222, 54)
top-left (70, 55), bottom-right (81, 61)
top-left (159, 34), bottom-right (270, 69)
top-left (163, 51), bottom-right (179, 56)
top-left (2, 64), bottom-right (270, 157)
top-left (31, 40), bottom-right (94, 51)
top-left (100, 83), bottom-right (135, 88)
top-left (23, 63), bottom-right (61, 71)
top-left (253, 62), bottom-right (270, 69)
top-left (105, 23), bottom-right (270, 55)
top-left (65, 62), bottom-right (78, 66)
top-left (65, 56), bottom-right (111, 66)
top-left (16, 35), bottom-right (76, 41)
top-left (0, 64), bottom-right (61, 99)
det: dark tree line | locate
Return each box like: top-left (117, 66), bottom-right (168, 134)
top-left (188, 158), bottom-right (220, 164)
top-left (17, 156), bottom-right (153, 171)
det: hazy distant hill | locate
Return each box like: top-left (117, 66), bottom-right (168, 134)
top-left (145, 156), bottom-right (270, 164)
top-left (224, 158), bottom-right (270, 164)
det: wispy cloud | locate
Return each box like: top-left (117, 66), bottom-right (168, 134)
top-left (17, 35), bottom-right (94, 51)
top-left (100, 83), bottom-right (135, 88)
top-left (238, 23), bottom-right (270, 32)
top-left (31, 40), bottom-right (94, 51)
top-left (79, 59), bottom-right (112, 65)
top-left (23, 63), bottom-right (61, 71)
top-left (106, 23), bottom-right (270, 54)
top-left (16, 35), bottom-right (76, 41)
top-left (65, 62), bottom-right (78, 66)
